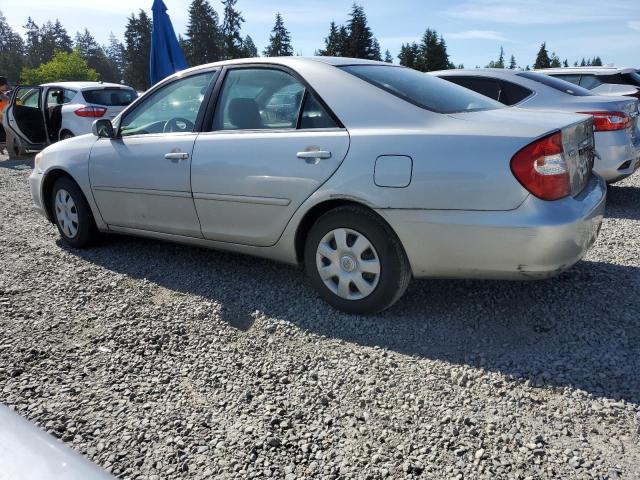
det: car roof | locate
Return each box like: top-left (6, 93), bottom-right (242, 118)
top-left (178, 56), bottom-right (392, 76)
top-left (430, 68), bottom-right (524, 79)
top-left (40, 81), bottom-right (133, 90)
top-left (535, 67), bottom-right (638, 75)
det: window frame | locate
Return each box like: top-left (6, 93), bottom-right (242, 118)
top-left (116, 68), bottom-right (219, 139)
top-left (201, 64), bottom-right (344, 134)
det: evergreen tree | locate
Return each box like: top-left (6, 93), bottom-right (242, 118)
top-left (574, 61), bottom-right (578, 67)
top-left (105, 33), bottom-right (126, 83)
top-left (263, 13), bottom-right (293, 57)
top-left (508, 54), bottom-right (517, 69)
top-left (550, 51), bottom-right (561, 68)
top-left (316, 21), bottom-right (347, 56)
top-left (457, 64), bottom-right (464, 69)
top-left (23, 17), bottom-right (42, 67)
top-left (412, 29), bottom-right (450, 72)
top-left (533, 42), bottom-right (551, 69)
top-left (242, 35), bottom-right (258, 57)
top-left (525, 65), bottom-right (530, 71)
top-left (185, 0), bottom-right (222, 66)
top-left (221, 0), bottom-right (244, 59)
top-left (384, 49), bottom-right (393, 63)
top-left (0, 10), bottom-right (25, 83)
top-left (123, 10), bottom-right (152, 90)
top-left (592, 56), bottom-right (602, 66)
top-left (563, 59), bottom-right (569, 67)
top-left (398, 42), bottom-right (419, 69)
top-left (344, 4), bottom-right (381, 60)
top-left (496, 46), bottom-right (505, 68)
top-left (75, 29), bottom-right (117, 82)
top-left (580, 57), bottom-right (586, 66)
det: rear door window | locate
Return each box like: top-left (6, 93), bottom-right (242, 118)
top-left (553, 74), bottom-right (581, 86)
top-left (340, 65), bottom-right (503, 114)
top-left (517, 72), bottom-right (593, 96)
top-left (498, 80), bottom-right (533, 105)
top-left (579, 75), bottom-right (602, 89)
top-left (82, 88), bottom-right (137, 106)
top-left (442, 77), bottom-right (501, 101)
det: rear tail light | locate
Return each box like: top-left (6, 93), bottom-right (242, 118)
top-left (577, 111), bottom-right (630, 131)
top-left (510, 131), bottom-right (570, 201)
top-left (74, 106), bottom-right (107, 118)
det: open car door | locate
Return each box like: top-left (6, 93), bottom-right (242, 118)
top-left (6, 86), bottom-right (47, 151)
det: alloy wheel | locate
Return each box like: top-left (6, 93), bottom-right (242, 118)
top-left (54, 189), bottom-right (79, 238)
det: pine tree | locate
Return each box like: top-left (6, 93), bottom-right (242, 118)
top-left (23, 18), bottom-right (42, 67)
top-left (550, 52), bottom-right (561, 68)
top-left (105, 33), bottom-right (125, 83)
top-left (344, 4), bottom-right (381, 60)
top-left (592, 56), bottom-right (602, 66)
top-left (384, 49), bottom-right (393, 63)
top-left (75, 29), bottom-right (117, 82)
top-left (123, 10), bottom-right (152, 90)
top-left (242, 35), bottom-right (258, 57)
top-left (533, 42), bottom-right (551, 69)
top-left (317, 21), bottom-right (346, 56)
top-left (580, 58), bottom-right (586, 66)
top-left (185, 0), bottom-right (222, 66)
top-left (508, 54), bottom-right (517, 69)
top-left (263, 13), bottom-right (293, 57)
top-left (412, 29), bottom-right (450, 72)
top-left (0, 10), bottom-right (25, 83)
top-left (497, 46), bottom-right (505, 68)
top-left (221, 0), bottom-right (244, 59)
top-left (563, 59), bottom-right (569, 67)
top-left (398, 42), bottom-right (419, 69)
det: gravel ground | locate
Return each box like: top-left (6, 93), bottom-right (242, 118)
top-left (1, 153), bottom-right (639, 480)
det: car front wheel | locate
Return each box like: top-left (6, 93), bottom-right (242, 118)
top-left (51, 177), bottom-right (97, 248)
top-left (304, 206), bottom-right (411, 314)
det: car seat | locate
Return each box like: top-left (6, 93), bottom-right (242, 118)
top-left (228, 98), bottom-right (262, 130)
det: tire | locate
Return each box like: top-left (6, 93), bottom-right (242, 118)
top-left (304, 205), bottom-right (412, 314)
top-left (60, 131), bottom-right (74, 141)
top-left (51, 176), bottom-right (98, 248)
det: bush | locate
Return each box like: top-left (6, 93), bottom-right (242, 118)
top-left (21, 50), bottom-right (98, 84)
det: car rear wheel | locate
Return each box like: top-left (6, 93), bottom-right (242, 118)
top-left (51, 177), bottom-right (98, 248)
top-left (304, 206), bottom-right (411, 314)
top-left (6, 131), bottom-right (26, 159)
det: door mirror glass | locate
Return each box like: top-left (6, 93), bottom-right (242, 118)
top-left (92, 119), bottom-right (115, 138)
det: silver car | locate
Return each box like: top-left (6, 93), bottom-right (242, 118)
top-left (431, 69), bottom-right (640, 183)
top-left (29, 57), bottom-right (605, 314)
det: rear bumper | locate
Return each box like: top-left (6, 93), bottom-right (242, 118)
top-left (594, 130), bottom-right (640, 183)
top-left (377, 175), bottom-right (606, 280)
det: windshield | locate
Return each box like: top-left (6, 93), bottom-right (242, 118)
top-left (82, 88), bottom-right (137, 106)
top-left (339, 65), bottom-right (503, 114)
top-left (517, 72), bottom-right (594, 96)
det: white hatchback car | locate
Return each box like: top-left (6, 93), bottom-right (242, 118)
top-left (3, 81), bottom-right (137, 157)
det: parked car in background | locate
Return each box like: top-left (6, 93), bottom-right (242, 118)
top-left (30, 58), bottom-right (604, 313)
top-left (431, 69), bottom-right (640, 183)
top-left (535, 67), bottom-right (640, 99)
top-left (3, 81), bottom-right (137, 158)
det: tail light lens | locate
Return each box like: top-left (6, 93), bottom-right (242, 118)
top-left (578, 111), bottom-right (630, 131)
top-left (74, 106), bottom-right (107, 118)
top-left (510, 131), bottom-right (570, 201)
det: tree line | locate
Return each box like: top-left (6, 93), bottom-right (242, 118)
top-left (0, 2), bottom-right (606, 91)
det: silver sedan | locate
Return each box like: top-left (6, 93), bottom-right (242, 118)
top-left (431, 69), bottom-right (640, 183)
top-left (29, 57), bottom-right (605, 314)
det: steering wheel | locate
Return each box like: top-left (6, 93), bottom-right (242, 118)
top-left (163, 117), bottom-right (194, 133)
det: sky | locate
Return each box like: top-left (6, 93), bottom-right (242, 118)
top-left (2, 0), bottom-right (639, 68)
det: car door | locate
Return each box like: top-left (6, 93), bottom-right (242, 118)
top-left (191, 66), bottom-right (350, 247)
top-left (89, 70), bottom-right (217, 237)
top-left (6, 86), bottom-right (47, 149)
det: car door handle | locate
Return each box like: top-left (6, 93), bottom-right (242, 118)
top-left (164, 152), bottom-right (189, 161)
top-left (297, 150), bottom-right (332, 160)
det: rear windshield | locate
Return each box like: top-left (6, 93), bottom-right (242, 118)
top-left (517, 72), bottom-right (593, 96)
top-left (339, 65), bottom-right (503, 114)
top-left (82, 88), bottom-right (137, 106)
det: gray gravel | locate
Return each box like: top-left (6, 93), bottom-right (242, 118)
top-left (1, 152), bottom-right (639, 479)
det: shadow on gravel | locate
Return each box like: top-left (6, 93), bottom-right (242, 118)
top-left (63, 234), bottom-right (640, 405)
top-left (0, 157), bottom-right (34, 170)
top-left (606, 184), bottom-right (640, 221)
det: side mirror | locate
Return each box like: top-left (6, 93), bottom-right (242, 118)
top-left (92, 119), bottom-right (115, 139)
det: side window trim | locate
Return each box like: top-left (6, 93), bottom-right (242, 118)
top-left (117, 68), bottom-right (219, 137)
top-left (201, 63), bottom-right (344, 134)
